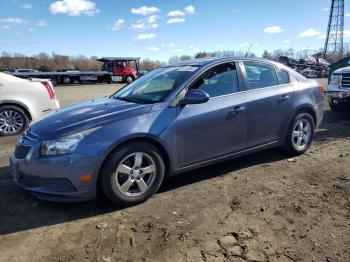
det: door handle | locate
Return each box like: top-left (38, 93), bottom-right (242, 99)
top-left (279, 95), bottom-right (290, 101)
top-left (232, 106), bottom-right (246, 112)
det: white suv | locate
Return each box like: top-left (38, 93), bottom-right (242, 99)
top-left (0, 73), bottom-right (60, 136)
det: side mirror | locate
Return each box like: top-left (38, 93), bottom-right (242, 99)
top-left (180, 89), bottom-right (209, 105)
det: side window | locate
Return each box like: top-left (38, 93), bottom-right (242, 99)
top-left (190, 63), bottom-right (239, 98)
top-left (243, 62), bottom-right (278, 90)
top-left (276, 67), bottom-right (290, 85)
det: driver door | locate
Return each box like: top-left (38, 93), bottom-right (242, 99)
top-left (176, 62), bottom-right (248, 167)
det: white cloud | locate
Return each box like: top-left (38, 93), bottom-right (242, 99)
top-left (146, 46), bottom-right (160, 52)
top-left (133, 33), bottom-right (157, 40)
top-left (2, 25), bottom-right (11, 30)
top-left (344, 30), bottom-right (350, 38)
top-left (147, 15), bottom-right (158, 23)
top-left (131, 16), bottom-right (158, 30)
top-left (298, 28), bottom-right (322, 38)
top-left (188, 45), bottom-right (194, 49)
top-left (49, 0), bottom-right (99, 16)
top-left (21, 3), bottom-right (33, 9)
top-left (168, 10), bottom-right (185, 17)
top-left (284, 40), bottom-right (290, 44)
top-left (184, 5), bottom-right (195, 14)
top-left (28, 28), bottom-right (35, 32)
top-left (168, 42), bottom-right (175, 47)
top-left (131, 6), bottom-right (160, 16)
top-left (131, 21), bottom-right (158, 30)
top-left (346, 13), bottom-right (350, 16)
top-left (36, 20), bottom-right (47, 27)
top-left (166, 18), bottom-right (186, 24)
top-left (111, 19), bottom-right (125, 31)
top-left (264, 25), bottom-right (283, 34)
top-left (322, 7), bottom-right (329, 12)
top-left (0, 18), bottom-right (27, 24)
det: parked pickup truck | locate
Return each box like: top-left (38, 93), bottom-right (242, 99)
top-left (326, 67), bottom-right (350, 111)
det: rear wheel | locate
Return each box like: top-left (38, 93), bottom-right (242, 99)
top-left (100, 142), bottom-right (165, 206)
top-left (282, 112), bottom-right (315, 155)
top-left (0, 105), bottom-right (29, 136)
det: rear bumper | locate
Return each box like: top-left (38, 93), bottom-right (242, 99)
top-left (314, 101), bottom-right (324, 128)
top-left (30, 99), bottom-right (60, 120)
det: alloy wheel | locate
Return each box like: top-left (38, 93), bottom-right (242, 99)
top-left (292, 119), bottom-right (312, 150)
top-left (115, 152), bottom-right (157, 196)
top-left (0, 110), bottom-right (24, 135)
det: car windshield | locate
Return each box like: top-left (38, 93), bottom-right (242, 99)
top-left (112, 66), bottom-right (198, 103)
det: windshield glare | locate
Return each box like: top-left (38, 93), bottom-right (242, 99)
top-left (113, 66), bottom-right (198, 103)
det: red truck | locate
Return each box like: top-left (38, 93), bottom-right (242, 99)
top-left (7, 57), bottom-right (140, 85)
top-left (98, 57), bottom-right (139, 84)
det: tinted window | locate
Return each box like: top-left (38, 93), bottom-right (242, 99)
top-left (276, 68), bottom-right (290, 85)
top-left (190, 63), bottom-right (239, 98)
top-left (243, 62), bottom-right (278, 90)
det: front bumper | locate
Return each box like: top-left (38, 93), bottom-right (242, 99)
top-left (9, 137), bottom-right (102, 202)
top-left (325, 89), bottom-right (350, 101)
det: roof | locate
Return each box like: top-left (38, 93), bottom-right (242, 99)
top-left (164, 56), bottom-right (272, 67)
top-left (97, 57), bottom-right (140, 62)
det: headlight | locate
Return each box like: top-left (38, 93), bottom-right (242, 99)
top-left (40, 127), bottom-right (99, 156)
top-left (330, 74), bottom-right (342, 86)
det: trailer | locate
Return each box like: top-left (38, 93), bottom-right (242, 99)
top-left (278, 56), bottom-right (329, 78)
top-left (6, 57), bottom-right (140, 85)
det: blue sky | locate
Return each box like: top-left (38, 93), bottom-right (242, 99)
top-left (0, 0), bottom-right (350, 60)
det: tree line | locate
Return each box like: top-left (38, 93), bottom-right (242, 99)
top-left (1, 46), bottom-right (349, 72)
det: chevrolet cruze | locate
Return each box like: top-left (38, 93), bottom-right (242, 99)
top-left (10, 58), bottom-right (324, 206)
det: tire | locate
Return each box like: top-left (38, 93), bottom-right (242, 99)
top-left (100, 142), bottom-right (165, 206)
top-left (50, 78), bottom-right (58, 86)
top-left (63, 77), bottom-right (71, 85)
top-left (125, 75), bottom-right (134, 84)
top-left (0, 105), bottom-right (29, 136)
top-left (329, 99), bottom-right (343, 112)
top-left (282, 112), bottom-right (315, 155)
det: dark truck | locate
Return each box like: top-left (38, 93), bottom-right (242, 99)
top-left (6, 57), bottom-right (140, 85)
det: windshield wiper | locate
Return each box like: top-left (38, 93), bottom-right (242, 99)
top-left (115, 96), bottom-right (145, 104)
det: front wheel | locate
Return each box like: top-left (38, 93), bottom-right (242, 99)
top-left (100, 142), bottom-right (165, 206)
top-left (282, 112), bottom-right (315, 155)
top-left (125, 75), bottom-right (134, 84)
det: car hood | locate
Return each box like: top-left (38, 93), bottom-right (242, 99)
top-left (30, 97), bottom-right (153, 139)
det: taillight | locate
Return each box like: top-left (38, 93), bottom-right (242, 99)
top-left (318, 84), bottom-right (325, 94)
top-left (42, 81), bottom-right (55, 99)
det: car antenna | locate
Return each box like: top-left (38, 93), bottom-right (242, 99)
top-left (245, 44), bottom-right (253, 57)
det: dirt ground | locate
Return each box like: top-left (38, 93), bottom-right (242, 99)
top-left (0, 81), bottom-right (349, 262)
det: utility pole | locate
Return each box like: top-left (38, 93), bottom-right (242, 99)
top-left (324, 0), bottom-right (344, 59)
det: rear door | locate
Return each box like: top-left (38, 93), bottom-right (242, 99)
top-left (176, 62), bottom-right (248, 167)
top-left (240, 61), bottom-right (295, 148)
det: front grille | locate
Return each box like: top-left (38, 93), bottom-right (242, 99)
top-left (341, 73), bottom-right (350, 88)
top-left (14, 145), bottom-right (31, 159)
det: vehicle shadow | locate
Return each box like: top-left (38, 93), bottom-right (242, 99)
top-left (0, 147), bottom-right (287, 236)
top-left (314, 108), bottom-right (350, 141)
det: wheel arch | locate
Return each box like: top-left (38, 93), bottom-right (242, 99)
top-left (0, 101), bottom-right (32, 121)
top-left (96, 136), bottom-right (172, 195)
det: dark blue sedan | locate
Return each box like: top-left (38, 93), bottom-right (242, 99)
top-left (10, 57), bottom-right (325, 206)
